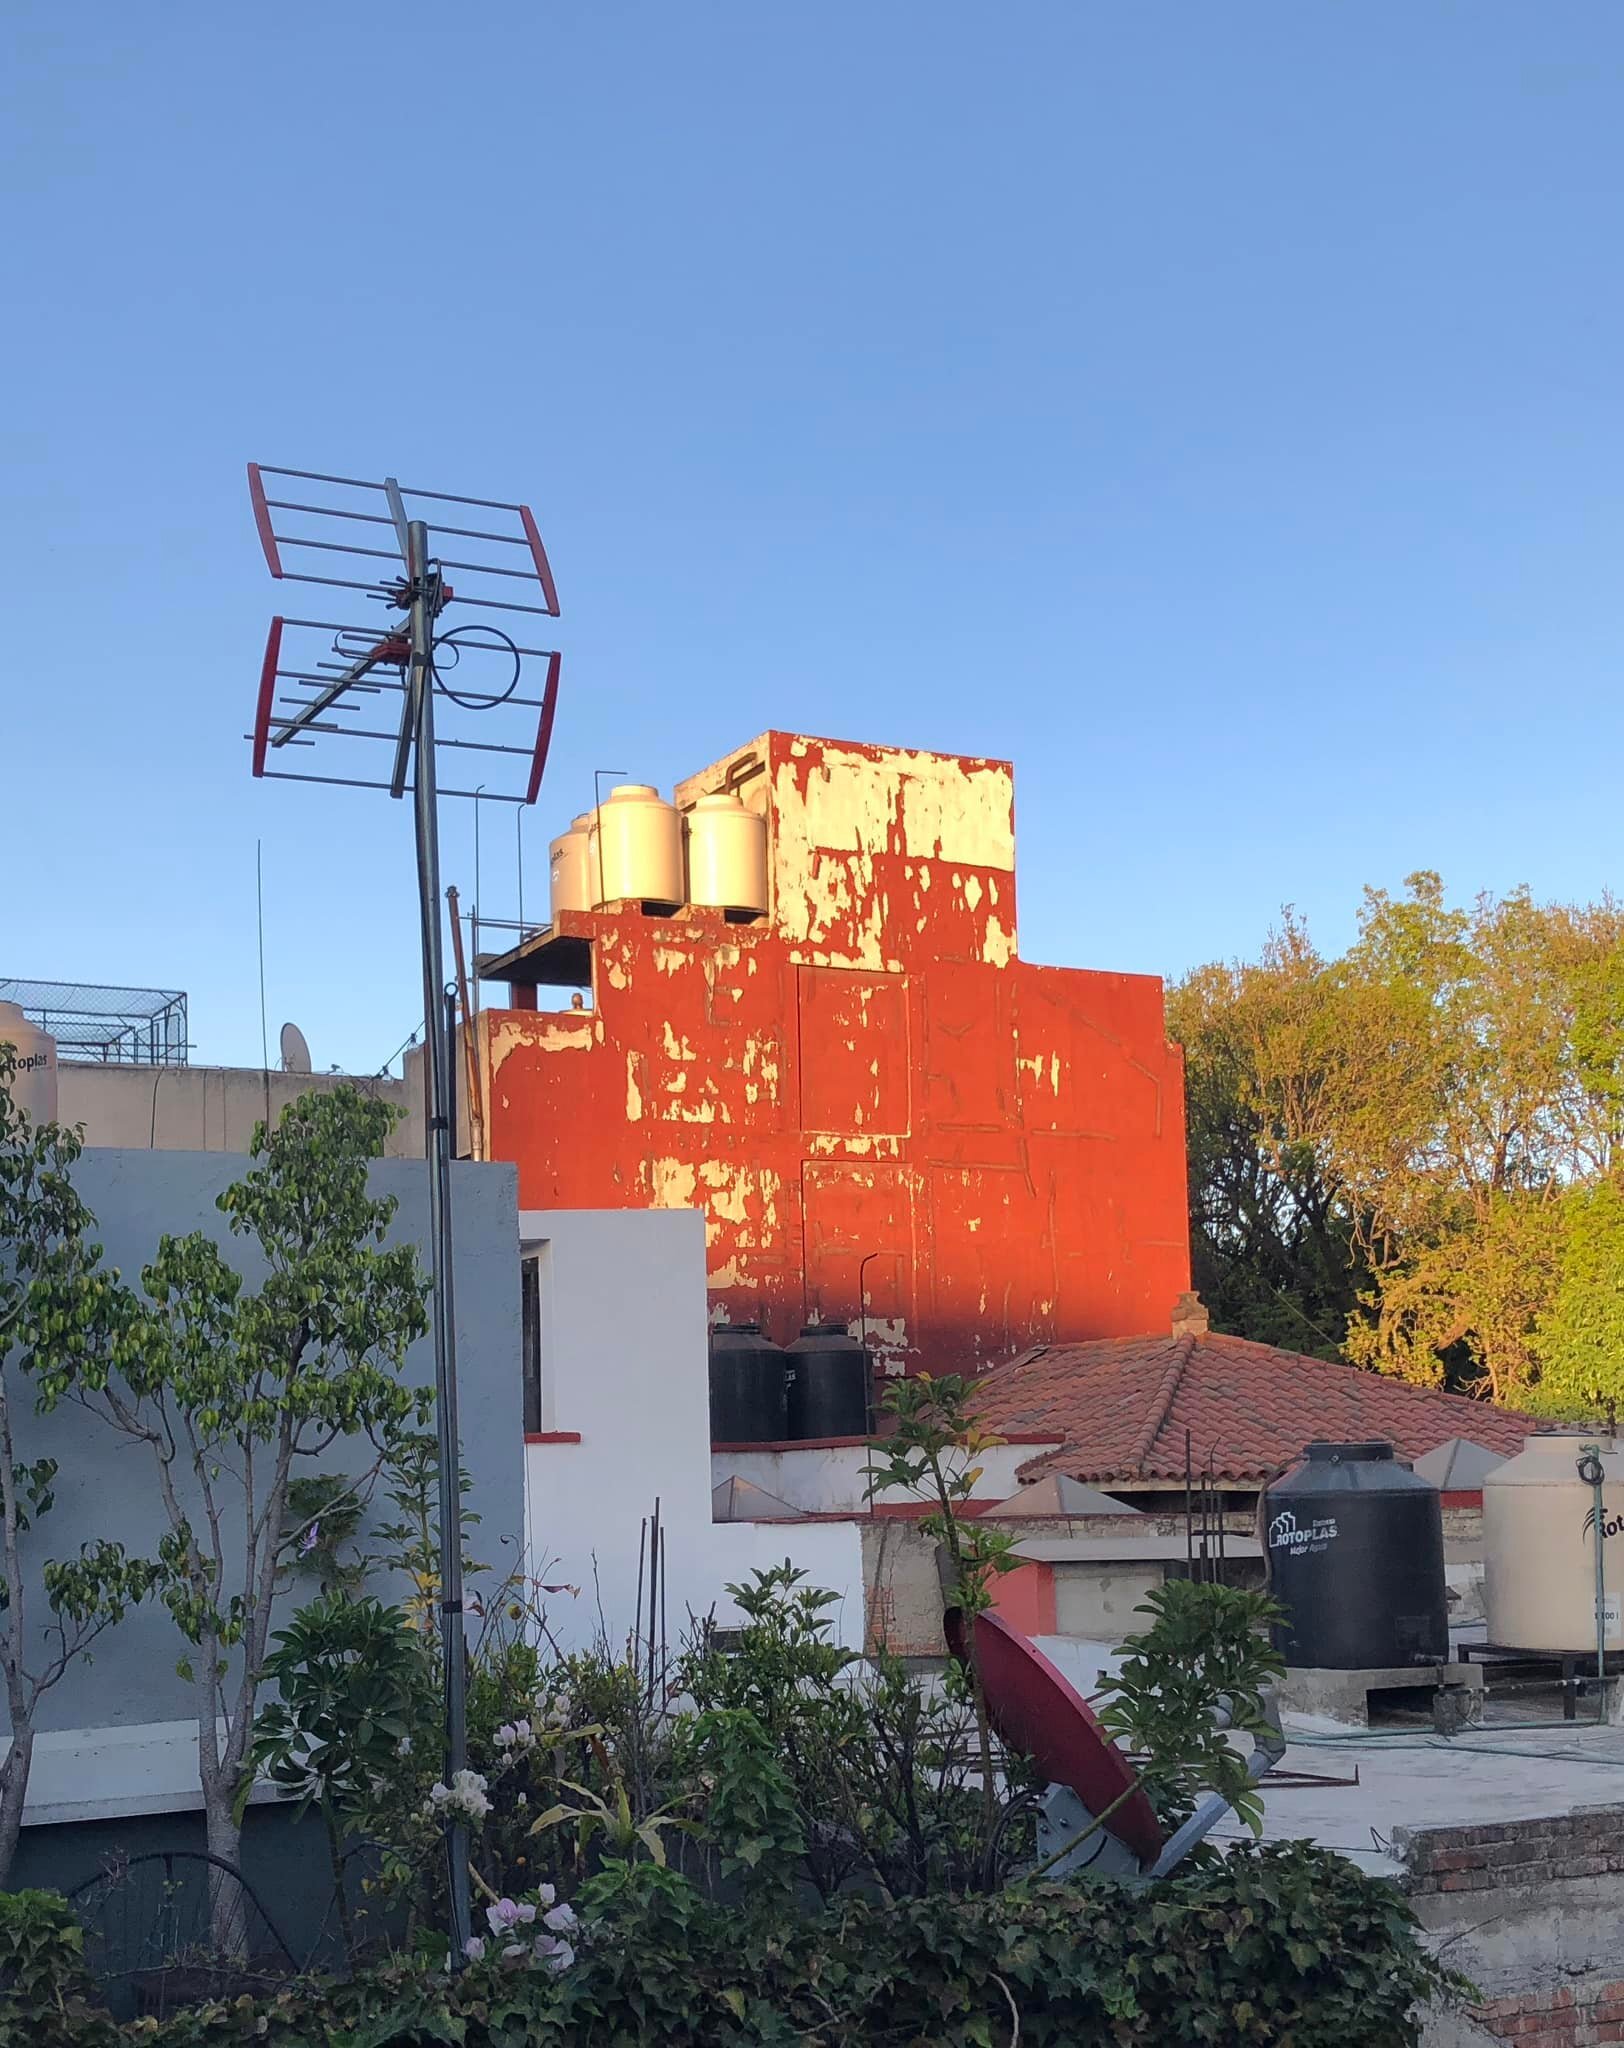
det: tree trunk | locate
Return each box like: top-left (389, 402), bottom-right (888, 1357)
top-left (0, 1727), bottom-right (34, 1891)
top-left (202, 1778), bottom-right (247, 1959)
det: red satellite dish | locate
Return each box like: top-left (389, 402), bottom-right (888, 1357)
top-left (945, 1608), bottom-right (1165, 1868)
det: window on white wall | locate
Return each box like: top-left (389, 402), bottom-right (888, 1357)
top-left (521, 1245), bottom-right (551, 1433)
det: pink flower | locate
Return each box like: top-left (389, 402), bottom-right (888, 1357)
top-left (533, 1932), bottom-right (575, 1973)
top-left (543, 1902), bottom-right (577, 1934)
top-left (463, 1937), bottom-right (486, 1963)
top-left (485, 1897), bottom-right (536, 1935)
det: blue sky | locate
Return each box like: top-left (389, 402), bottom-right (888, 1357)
top-left (5, 4), bottom-right (1621, 1072)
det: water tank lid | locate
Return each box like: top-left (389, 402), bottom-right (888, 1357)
top-left (692, 792), bottom-right (747, 811)
top-left (797, 1321), bottom-right (849, 1337)
top-left (1303, 1440), bottom-right (1394, 1463)
top-left (607, 782), bottom-right (660, 799)
top-left (714, 1320), bottom-right (763, 1335)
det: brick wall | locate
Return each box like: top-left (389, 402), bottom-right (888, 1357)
top-left (1401, 1805), bottom-right (1624, 1897)
top-left (1402, 1806), bottom-right (1624, 2044)
top-left (1465, 1981), bottom-right (1624, 2044)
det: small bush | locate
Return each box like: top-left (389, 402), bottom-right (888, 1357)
top-left (0, 1889), bottom-right (106, 2048)
top-left (0, 1843), bottom-right (1465, 2048)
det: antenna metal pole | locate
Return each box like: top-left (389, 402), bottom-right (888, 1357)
top-left (406, 517), bottom-right (472, 1959)
top-left (245, 461), bottom-right (562, 1970)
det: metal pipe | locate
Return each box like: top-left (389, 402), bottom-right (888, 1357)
top-left (1579, 1443), bottom-right (1610, 1725)
top-left (1147, 1690), bottom-right (1287, 1879)
top-left (406, 518), bottom-right (472, 1961)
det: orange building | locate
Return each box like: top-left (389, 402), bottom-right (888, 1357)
top-left (476, 731), bottom-right (1190, 1372)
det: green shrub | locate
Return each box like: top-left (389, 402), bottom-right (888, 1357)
top-left (0, 1890), bottom-right (109, 2048)
top-left (0, 1843), bottom-right (1466, 2048)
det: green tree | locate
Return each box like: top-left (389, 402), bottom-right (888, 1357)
top-left (249, 1592), bottom-right (433, 1963)
top-left (1171, 876), bottom-right (1624, 1403)
top-left (1530, 1180), bottom-right (1624, 1421)
top-left (1099, 1580), bottom-right (1285, 1833)
top-left (1168, 918), bottom-right (1368, 1357)
top-left (867, 1374), bottom-right (1020, 1882)
top-left (35, 1087), bottom-right (428, 1912)
top-left (0, 1054), bottom-right (161, 1886)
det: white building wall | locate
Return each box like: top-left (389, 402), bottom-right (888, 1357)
top-left (712, 1438), bottom-right (1057, 1514)
top-left (520, 1208), bottom-right (865, 1655)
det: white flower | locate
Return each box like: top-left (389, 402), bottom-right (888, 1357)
top-left (396, 1736), bottom-right (413, 1758)
top-left (516, 1792), bottom-right (528, 1808)
top-left (533, 1932), bottom-right (574, 1973)
top-left (514, 1718), bottom-right (532, 1744)
top-left (543, 1902), bottom-right (577, 1934)
top-left (426, 1769), bottom-right (491, 1824)
top-left (463, 1937), bottom-right (486, 1963)
top-left (535, 1882), bottom-right (556, 1909)
top-left (493, 1723), bottom-right (517, 1749)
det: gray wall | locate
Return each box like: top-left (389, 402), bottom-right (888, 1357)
top-left (5, 1147), bottom-right (523, 1737)
top-left (56, 1066), bottom-right (415, 1157)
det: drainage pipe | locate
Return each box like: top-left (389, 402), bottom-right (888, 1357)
top-left (1578, 1443), bottom-right (1610, 1726)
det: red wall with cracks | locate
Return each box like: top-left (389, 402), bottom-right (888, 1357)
top-left (478, 732), bottom-right (1190, 1373)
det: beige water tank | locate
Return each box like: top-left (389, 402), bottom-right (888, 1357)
top-left (1483, 1429), bottom-right (1624, 1653)
top-left (685, 793), bottom-right (768, 914)
top-left (549, 813), bottom-right (595, 919)
top-left (0, 1001), bottom-right (59, 1125)
top-left (588, 785), bottom-right (683, 908)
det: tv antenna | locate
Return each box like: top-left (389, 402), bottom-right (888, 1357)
top-left (244, 462), bottom-right (563, 1960)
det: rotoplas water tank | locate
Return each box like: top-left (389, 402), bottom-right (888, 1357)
top-left (549, 813), bottom-right (595, 919)
top-left (708, 1323), bottom-right (788, 1443)
top-left (588, 785), bottom-right (684, 908)
top-left (685, 794), bottom-right (768, 915)
top-left (1483, 1430), bottom-right (1624, 1654)
top-left (0, 1002), bottom-right (58, 1125)
top-left (785, 1322), bottom-right (871, 1440)
top-left (1264, 1441), bottom-right (1448, 1670)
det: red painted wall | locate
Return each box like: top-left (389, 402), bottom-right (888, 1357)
top-left (479, 733), bottom-right (1190, 1371)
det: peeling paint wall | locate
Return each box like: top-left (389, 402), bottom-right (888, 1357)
top-left (483, 731), bottom-right (1190, 1370)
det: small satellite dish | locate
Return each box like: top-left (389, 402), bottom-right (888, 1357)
top-left (279, 1022), bottom-right (312, 1074)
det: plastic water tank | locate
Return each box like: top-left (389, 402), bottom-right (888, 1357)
top-left (785, 1322), bottom-right (871, 1440)
top-left (548, 813), bottom-right (594, 919)
top-left (1483, 1430), bottom-right (1624, 1653)
top-left (588, 785), bottom-right (684, 909)
top-left (685, 794), bottom-right (768, 915)
top-left (0, 1002), bottom-right (58, 1125)
top-left (708, 1323), bottom-right (788, 1443)
top-left (1264, 1441), bottom-right (1448, 1669)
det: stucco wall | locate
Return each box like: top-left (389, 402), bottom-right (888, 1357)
top-left (3, 1148), bottom-right (523, 1803)
top-left (712, 1438), bottom-right (1056, 1514)
top-left (485, 732), bottom-right (1191, 1374)
top-left (520, 1207), bottom-right (865, 1656)
top-left (56, 1066), bottom-right (414, 1158)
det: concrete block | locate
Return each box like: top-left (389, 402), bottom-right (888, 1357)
top-left (1277, 1660), bottom-right (1484, 1727)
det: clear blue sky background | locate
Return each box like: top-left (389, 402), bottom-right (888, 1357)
top-left (5, 4), bottom-right (1620, 1072)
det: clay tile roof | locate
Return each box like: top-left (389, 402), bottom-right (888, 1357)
top-left (973, 1331), bottom-right (1538, 1486)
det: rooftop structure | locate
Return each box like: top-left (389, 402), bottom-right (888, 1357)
top-left (976, 1324), bottom-right (1537, 1491)
top-left (478, 731), bottom-right (1191, 1370)
top-left (0, 978), bottom-right (188, 1066)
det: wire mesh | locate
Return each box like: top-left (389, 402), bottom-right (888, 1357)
top-left (0, 978), bottom-right (189, 1066)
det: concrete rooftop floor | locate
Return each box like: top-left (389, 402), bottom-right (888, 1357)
top-left (1033, 1632), bottom-right (1624, 1879)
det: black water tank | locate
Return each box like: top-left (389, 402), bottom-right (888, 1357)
top-left (1265, 1441), bottom-right (1448, 1670)
top-left (708, 1323), bottom-right (787, 1444)
top-left (785, 1322), bottom-right (871, 1440)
